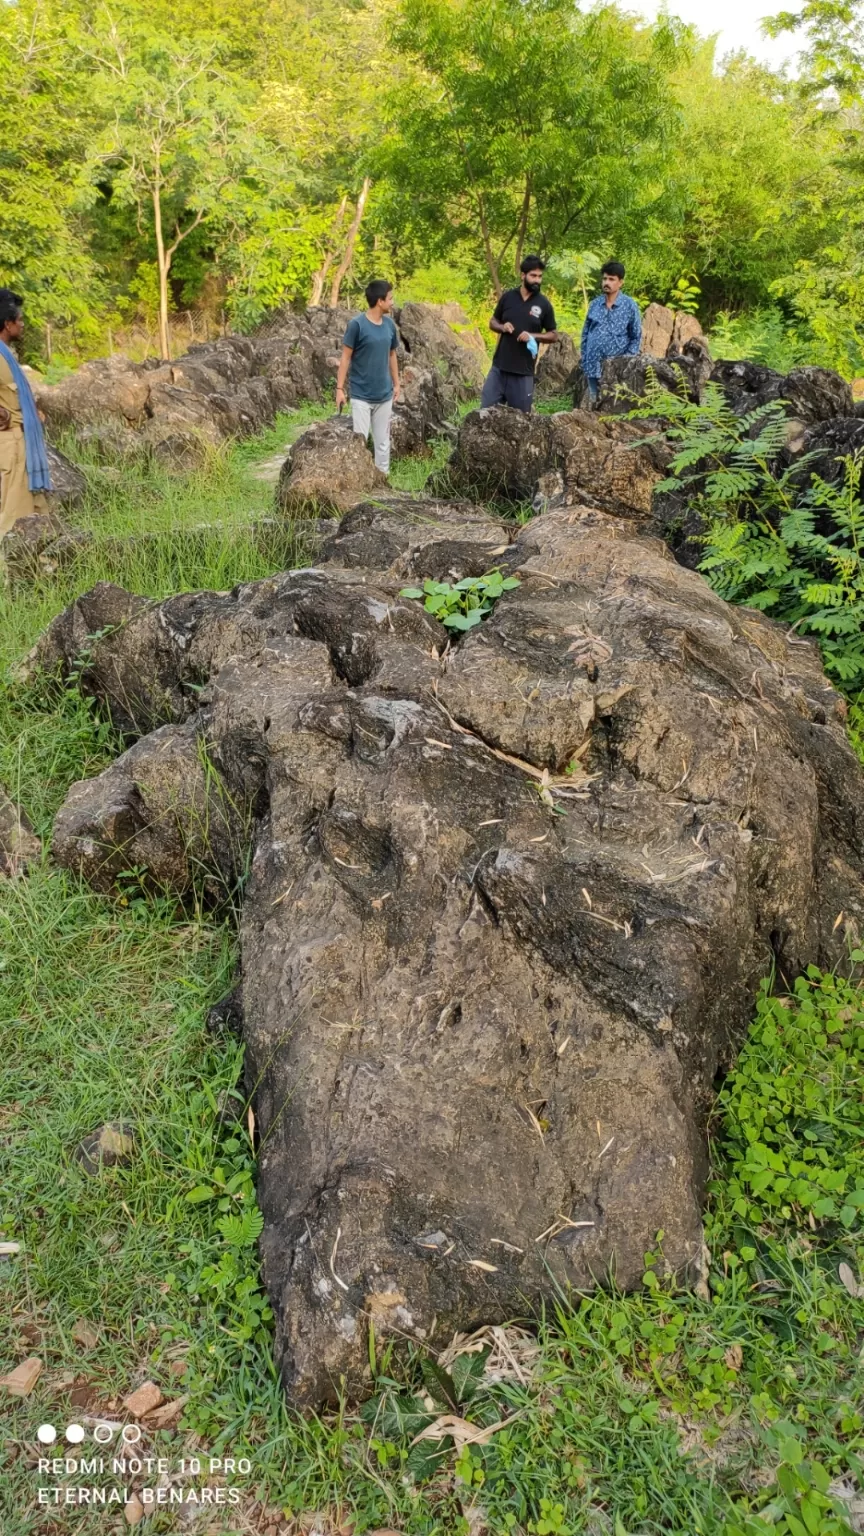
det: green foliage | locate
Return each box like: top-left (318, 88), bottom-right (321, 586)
top-left (377, 0), bottom-right (684, 295)
top-left (632, 381), bottom-right (864, 687)
top-left (670, 274), bottom-right (701, 314)
top-left (707, 307), bottom-right (811, 373)
top-left (399, 570), bottom-right (520, 630)
top-left (715, 972), bottom-right (864, 1232)
top-left (361, 1346), bottom-right (493, 1481)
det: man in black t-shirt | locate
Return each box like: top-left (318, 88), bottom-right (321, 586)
top-left (480, 255), bottom-right (558, 413)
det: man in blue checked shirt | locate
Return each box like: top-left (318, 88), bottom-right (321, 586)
top-left (581, 261), bottom-right (642, 403)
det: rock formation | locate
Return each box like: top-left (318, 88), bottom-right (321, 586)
top-left (31, 304), bottom-right (485, 470)
top-left (438, 405), bottom-right (671, 517)
top-left (33, 483), bottom-right (864, 1408)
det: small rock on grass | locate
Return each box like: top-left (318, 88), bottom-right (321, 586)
top-left (124, 1494), bottom-right (145, 1526)
top-left (74, 1122), bottom-right (135, 1175)
top-left (0, 784), bottom-right (41, 878)
top-left (0, 1357), bottom-right (43, 1396)
top-left (123, 1381), bottom-right (163, 1417)
top-left (71, 1319), bottom-right (101, 1350)
top-left (145, 1394), bottom-right (187, 1428)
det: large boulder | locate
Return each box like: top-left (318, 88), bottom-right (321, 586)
top-left (709, 360), bottom-right (853, 424)
top-left (535, 333), bottom-right (581, 399)
top-left (31, 356), bottom-right (153, 427)
top-left (596, 351), bottom-right (705, 413)
top-left (396, 302), bottom-right (487, 407)
top-left (277, 417), bottom-right (387, 516)
top-left (640, 303), bottom-right (676, 358)
top-left (389, 363), bottom-right (450, 458)
top-left (37, 497), bottom-right (864, 1408)
top-left (45, 446), bottom-right (87, 511)
top-left (440, 405), bottom-right (670, 517)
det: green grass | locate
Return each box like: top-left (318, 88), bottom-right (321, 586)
top-left (1, 416), bottom-right (863, 1536)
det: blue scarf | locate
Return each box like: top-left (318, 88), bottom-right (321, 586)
top-left (0, 339), bottom-right (53, 493)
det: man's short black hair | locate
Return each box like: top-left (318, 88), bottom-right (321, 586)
top-left (601, 261), bottom-right (626, 280)
top-left (0, 289), bottom-right (24, 327)
top-left (520, 255), bottom-right (545, 274)
top-left (365, 278), bottom-right (393, 307)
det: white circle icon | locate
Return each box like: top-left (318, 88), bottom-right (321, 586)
top-left (94, 1423), bottom-right (114, 1444)
top-left (37, 1424), bottom-right (57, 1445)
top-left (121, 1424), bottom-right (141, 1444)
top-left (66, 1424), bottom-right (85, 1444)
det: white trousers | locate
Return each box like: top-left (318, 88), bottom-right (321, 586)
top-left (351, 397), bottom-right (393, 474)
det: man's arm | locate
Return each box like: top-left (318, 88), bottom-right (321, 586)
top-left (335, 344), bottom-right (353, 409)
top-left (626, 301), bottom-right (642, 355)
top-left (389, 345), bottom-right (400, 403)
top-left (580, 305), bottom-right (593, 366)
top-left (489, 294), bottom-right (513, 336)
top-left (0, 405), bottom-right (10, 430)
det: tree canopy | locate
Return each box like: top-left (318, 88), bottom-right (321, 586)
top-left (4, 0), bottom-right (864, 371)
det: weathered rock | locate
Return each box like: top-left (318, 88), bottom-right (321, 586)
top-left (396, 302), bottom-right (487, 407)
top-left (41, 496), bottom-right (864, 1406)
top-left (709, 360), bottom-right (853, 424)
top-left (440, 406), bottom-right (670, 517)
top-left (32, 356), bottom-right (153, 427)
top-left (320, 492), bottom-right (510, 581)
top-left (783, 366), bottom-right (854, 423)
top-left (535, 332), bottom-right (581, 398)
top-left (640, 303), bottom-right (676, 358)
top-left (52, 714), bottom-right (250, 899)
top-left (597, 352), bottom-right (703, 414)
top-left (277, 418), bottom-right (388, 516)
top-left (206, 987), bottom-right (244, 1039)
top-left (788, 417), bottom-right (864, 490)
top-left (671, 312), bottom-right (705, 353)
top-left (389, 363), bottom-right (450, 458)
top-left (46, 446), bottom-right (87, 510)
top-left (74, 1122), bottom-right (135, 1175)
top-left (0, 783), bottom-right (41, 876)
top-left (1, 512), bottom-right (92, 584)
top-left (439, 405), bottom-right (552, 501)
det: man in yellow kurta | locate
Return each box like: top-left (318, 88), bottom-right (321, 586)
top-left (0, 289), bottom-right (53, 538)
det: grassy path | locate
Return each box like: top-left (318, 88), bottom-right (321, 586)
top-left (0, 418), bottom-right (862, 1536)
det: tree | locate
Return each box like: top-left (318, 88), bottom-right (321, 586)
top-left (375, 0), bottom-right (683, 296)
top-left (79, 21), bottom-right (292, 357)
top-left (0, 0), bottom-right (105, 352)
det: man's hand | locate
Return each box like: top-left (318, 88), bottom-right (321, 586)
top-left (335, 386), bottom-right (347, 409)
top-left (502, 321), bottom-right (515, 333)
top-left (517, 330), bottom-right (532, 342)
top-left (0, 405), bottom-right (10, 431)
top-left (392, 383), bottom-right (401, 404)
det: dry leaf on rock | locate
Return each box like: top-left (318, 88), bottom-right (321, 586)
top-left (724, 1345), bottom-right (743, 1371)
top-left (0, 1357), bottom-right (43, 1396)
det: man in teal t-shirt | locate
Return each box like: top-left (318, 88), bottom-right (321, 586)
top-left (336, 279), bottom-right (401, 474)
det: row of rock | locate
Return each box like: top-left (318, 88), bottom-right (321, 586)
top-left (29, 304), bottom-right (488, 470)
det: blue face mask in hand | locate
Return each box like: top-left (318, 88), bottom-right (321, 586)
top-left (525, 335), bottom-right (539, 359)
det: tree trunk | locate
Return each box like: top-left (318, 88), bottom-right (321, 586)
top-left (514, 175), bottom-right (532, 278)
top-left (329, 179), bottom-right (370, 308)
top-left (310, 197), bottom-right (347, 306)
top-left (152, 179), bottom-right (171, 361)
